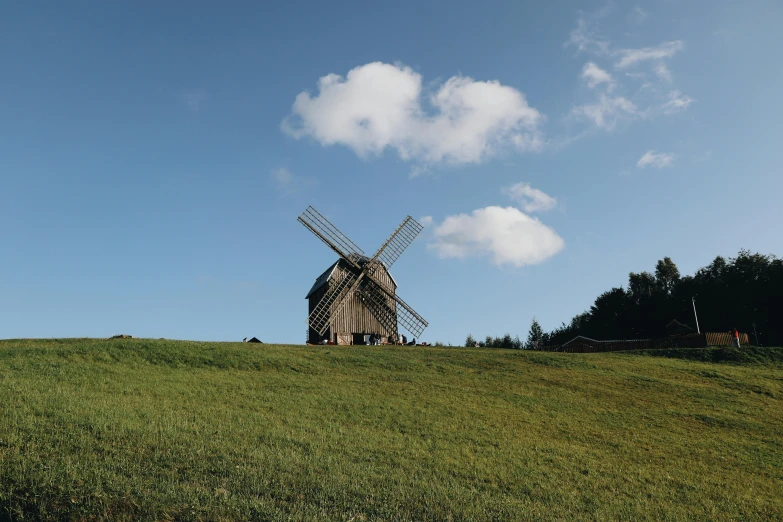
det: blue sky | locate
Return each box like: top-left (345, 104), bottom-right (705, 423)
top-left (2, 1), bottom-right (781, 344)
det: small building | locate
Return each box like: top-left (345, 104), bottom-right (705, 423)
top-left (305, 256), bottom-right (398, 345)
top-left (665, 319), bottom-right (694, 336)
top-left (561, 336), bottom-right (654, 352)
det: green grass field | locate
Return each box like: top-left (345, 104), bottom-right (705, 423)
top-left (1, 339), bottom-right (781, 521)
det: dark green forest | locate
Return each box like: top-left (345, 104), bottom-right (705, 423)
top-left (468, 250), bottom-right (783, 348)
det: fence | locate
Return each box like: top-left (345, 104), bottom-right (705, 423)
top-left (544, 332), bottom-right (750, 353)
top-left (705, 332), bottom-right (750, 346)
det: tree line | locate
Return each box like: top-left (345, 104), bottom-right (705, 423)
top-left (466, 250), bottom-right (783, 348)
top-left (465, 321), bottom-right (543, 350)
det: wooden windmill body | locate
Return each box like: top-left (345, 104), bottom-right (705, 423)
top-left (299, 207), bottom-right (428, 345)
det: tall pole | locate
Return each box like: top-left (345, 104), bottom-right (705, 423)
top-left (692, 297), bottom-right (700, 334)
top-left (752, 323), bottom-right (759, 346)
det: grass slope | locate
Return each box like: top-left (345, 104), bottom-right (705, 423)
top-left (1, 339), bottom-right (781, 521)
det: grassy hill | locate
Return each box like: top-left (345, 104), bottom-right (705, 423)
top-left (1, 339), bottom-right (781, 521)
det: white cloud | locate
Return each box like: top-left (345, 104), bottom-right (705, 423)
top-left (282, 62), bottom-right (544, 166)
top-left (655, 63), bottom-right (673, 82)
top-left (270, 168), bottom-right (316, 194)
top-left (581, 62), bottom-right (614, 90)
top-left (572, 94), bottom-right (638, 130)
top-left (661, 90), bottom-right (694, 113)
top-left (637, 150), bottom-right (675, 168)
top-left (502, 182), bottom-right (557, 213)
top-left (427, 206), bottom-right (564, 267)
top-left (419, 216), bottom-right (433, 228)
top-left (615, 41), bottom-right (685, 68)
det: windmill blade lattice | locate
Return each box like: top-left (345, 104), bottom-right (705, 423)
top-left (298, 206), bottom-right (365, 264)
top-left (310, 271), bottom-right (369, 337)
top-left (390, 292), bottom-right (427, 339)
top-left (307, 271), bottom-right (359, 335)
top-left (368, 216), bottom-right (424, 271)
top-left (362, 276), bottom-right (428, 338)
top-left (356, 283), bottom-right (398, 340)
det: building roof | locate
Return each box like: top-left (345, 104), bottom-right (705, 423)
top-left (563, 335), bottom-right (652, 346)
top-left (305, 256), bottom-right (397, 299)
top-left (665, 319), bottom-right (694, 333)
top-left (305, 260), bottom-right (340, 299)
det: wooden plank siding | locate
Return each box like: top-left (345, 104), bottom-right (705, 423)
top-left (307, 260), bottom-right (398, 345)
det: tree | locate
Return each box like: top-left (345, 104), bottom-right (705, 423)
top-left (465, 334), bottom-right (477, 347)
top-left (655, 257), bottom-right (681, 295)
top-left (545, 249), bottom-right (783, 346)
top-left (500, 333), bottom-right (514, 349)
top-left (526, 318), bottom-right (544, 350)
top-left (470, 250), bottom-right (782, 350)
top-left (569, 312), bottom-right (589, 331)
top-left (587, 287), bottom-right (631, 339)
top-left (695, 256), bottom-right (727, 283)
top-left (628, 271), bottom-right (655, 304)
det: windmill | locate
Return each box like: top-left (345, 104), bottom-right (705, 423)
top-left (298, 206), bottom-right (428, 344)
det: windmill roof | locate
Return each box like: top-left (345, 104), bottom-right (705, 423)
top-left (305, 257), bottom-right (397, 299)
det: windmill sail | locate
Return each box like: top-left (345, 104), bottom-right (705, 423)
top-left (307, 270), bottom-right (359, 335)
top-left (356, 281), bottom-right (398, 338)
top-left (363, 274), bottom-right (428, 338)
top-left (388, 290), bottom-right (427, 339)
top-left (298, 206), bottom-right (364, 264)
top-left (368, 216), bottom-right (424, 271)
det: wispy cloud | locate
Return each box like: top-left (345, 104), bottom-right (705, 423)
top-left (565, 4), bottom-right (616, 55)
top-left (614, 40), bottom-right (685, 68)
top-left (270, 168), bottom-right (316, 194)
top-left (661, 90), bottom-right (694, 114)
top-left (427, 206), bottom-right (564, 267)
top-left (655, 63), bottom-right (673, 82)
top-left (631, 6), bottom-right (649, 24)
top-left (572, 94), bottom-right (638, 130)
top-left (409, 165), bottom-right (429, 179)
top-left (624, 71), bottom-right (646, 80)
top-left (282, 62), bottom-right (543, 167)
top-left (564, 8), bottom-right (693, 135)
top-left (582, 62), bottom-right (614, 90)
top-left (567, 18), bottom-right (611, 55)
top-left (637, 150), bottom-right (675, 168)
top-left (502, 182), bottom-right (557, 213)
